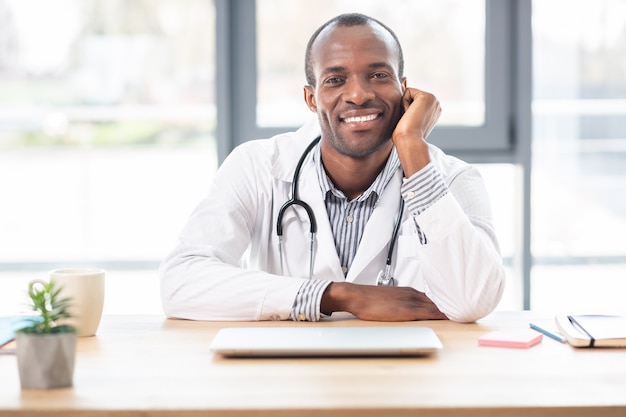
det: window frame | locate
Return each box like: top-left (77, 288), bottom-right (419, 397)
top-left (216, 0), bottom-right (517, 164)
top-left (215, 0), bottom-right (532, 308)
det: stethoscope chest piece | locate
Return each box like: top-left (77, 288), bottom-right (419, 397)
top-left (376, 265), bottom-right (396, 286)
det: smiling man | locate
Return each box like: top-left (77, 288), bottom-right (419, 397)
top-left (159, 13), bottom-right (505, 323)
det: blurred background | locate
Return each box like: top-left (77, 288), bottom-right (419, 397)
top-left (1, 0), bottom-right (625, 316)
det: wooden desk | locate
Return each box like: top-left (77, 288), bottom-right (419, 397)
top-left (1, 312), bottom-right (625, 417)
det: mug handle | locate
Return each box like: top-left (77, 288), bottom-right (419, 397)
top-left (28, 279), bottom-right (49, 298)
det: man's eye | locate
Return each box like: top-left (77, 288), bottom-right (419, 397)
top-left (325, 77), bottom-right (343, 84)
top-left (372, 72), bottom-right (388, 79)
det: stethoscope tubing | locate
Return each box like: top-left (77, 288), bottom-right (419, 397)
top-left (276, 137), bottom-right (320, 278)
top-left (276, 136), bottom-right (402, 285)
top-left (276, 137), bottom-right (320, 237)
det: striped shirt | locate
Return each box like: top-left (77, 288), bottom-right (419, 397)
top-left (317, 144), bottom-right (400, 275)
top-left (289, 142), bottom-right (448, 322)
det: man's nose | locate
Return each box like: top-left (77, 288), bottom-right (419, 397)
top-left (343, 78), bottom-right (375, 105)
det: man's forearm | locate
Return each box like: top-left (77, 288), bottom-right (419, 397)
top-left (320, 282), bottom-right (447, 321)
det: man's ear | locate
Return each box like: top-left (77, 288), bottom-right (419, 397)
top-left (303, 85), bottom-right (317, 113)
top-left (401, 77), bottom-right (407, 92)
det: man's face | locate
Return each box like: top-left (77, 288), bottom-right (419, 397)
top-left (304, 22), bottom-right (406, 159)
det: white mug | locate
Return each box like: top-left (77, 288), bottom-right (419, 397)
top-left (50, 268), bottom-right (105, 337)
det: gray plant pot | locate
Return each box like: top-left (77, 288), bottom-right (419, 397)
top-left (16, 332), bottom-right (77, 389)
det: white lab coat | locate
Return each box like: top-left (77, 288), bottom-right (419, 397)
top-left (159, 119), bottom-right (505, 322)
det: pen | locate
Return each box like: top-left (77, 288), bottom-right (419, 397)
top-left (529, 322), bottom-right (567, 343)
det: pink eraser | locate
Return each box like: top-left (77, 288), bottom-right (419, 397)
top-left (478, 330), bottom-right (543, 348)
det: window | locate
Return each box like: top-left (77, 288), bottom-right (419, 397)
top-left (256, 0), bottom-right (486, 128)
top-left (531, 0), bottom-right (626, 312)
top-left (0, 0), bottom-right (216, 314)
top-left (222, 0), bottom-right (512, 154)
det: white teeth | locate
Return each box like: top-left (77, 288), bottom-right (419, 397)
top-left (343, 114), bottom-right (377, 123)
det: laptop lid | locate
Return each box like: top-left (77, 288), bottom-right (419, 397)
top-left (209, 326), bottom-right (443, 357)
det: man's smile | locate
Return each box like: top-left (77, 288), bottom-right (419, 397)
top-left (342, 113), bottom-right (379, 123)
top-left (339, 110), bottom-right (383, 128)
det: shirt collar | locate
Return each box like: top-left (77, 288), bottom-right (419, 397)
top-left (313, 142), bottom-right (401, 202)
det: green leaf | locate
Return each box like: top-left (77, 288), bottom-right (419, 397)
top-left (17, 279), bottom-right (76, 334)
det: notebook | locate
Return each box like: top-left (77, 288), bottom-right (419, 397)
top-left (0, 316), bottom-right (38, 354)
top-left (555, 315), bottom-right (626, 348)
top-left (209, 326), bottom-right (443, 357)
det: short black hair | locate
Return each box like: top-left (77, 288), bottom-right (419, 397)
top-left (304, 13), bottom-right (404, 87)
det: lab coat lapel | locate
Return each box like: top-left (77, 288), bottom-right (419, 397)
top-left (346, 172), bottom-right (403, 282)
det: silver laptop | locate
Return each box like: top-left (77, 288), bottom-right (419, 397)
top-left (209, 326), bottom-right (443, 357)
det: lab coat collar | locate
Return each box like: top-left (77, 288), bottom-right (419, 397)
top-left (271, 117), bottom-right (321, 182)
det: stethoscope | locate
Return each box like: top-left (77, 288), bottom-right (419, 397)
top-left (276, 137), bottom-right (404, 286)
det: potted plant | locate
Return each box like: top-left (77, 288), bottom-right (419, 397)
top-left (16, 279), bottom-right (77, 389)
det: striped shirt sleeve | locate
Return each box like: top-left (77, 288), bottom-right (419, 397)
top-left (290, 279), bottom-right (333, 321)
top-left (401, 162), bottom-right (449, 244)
